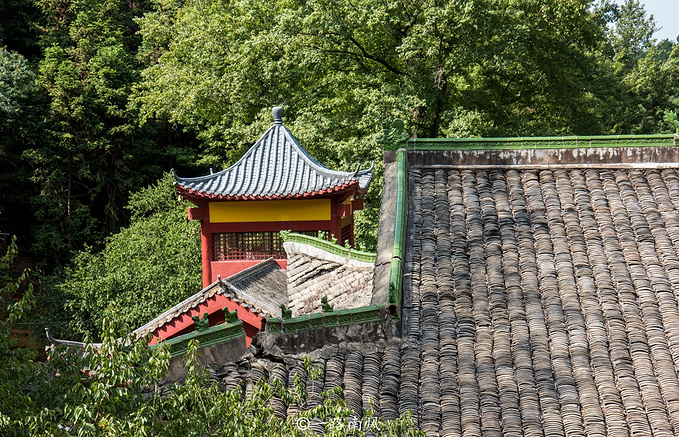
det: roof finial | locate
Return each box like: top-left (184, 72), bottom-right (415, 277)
top-left (272, 106), bottom-right (284, 125)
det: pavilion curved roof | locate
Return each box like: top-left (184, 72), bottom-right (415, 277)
top-left (174, 109), bottom-right (373, 201)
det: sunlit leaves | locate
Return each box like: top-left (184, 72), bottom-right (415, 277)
top-left (58, 174), bottom-right (201, 338)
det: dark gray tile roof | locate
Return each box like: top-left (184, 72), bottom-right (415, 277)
top-left (225, 259), bottom-right (288, 317)
top-left (174, 117), bottom-right (373, 200)
top-left (223, 166), bottom-right (679, 436)
top-left (402, 167), bottom-right (679, 436)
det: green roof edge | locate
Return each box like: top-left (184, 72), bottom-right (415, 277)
top-left (150, 320), bottom-right (245, 358)
top-left (387, 149), bottom-right (408, 317)
top-left (407, 133), bottom-right (677, 151)
top-left (280, 231), bottom-right (377, 263)
top-left (265, 304), bottom-right (385, 335)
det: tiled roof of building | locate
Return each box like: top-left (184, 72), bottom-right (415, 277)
top-left (174, 107), bottom-right (373, 200)
top-left (401, 166), bottom-right (679, 436)
top-left (214, 156), bottom-right (679, 436)
top-left (284, 238), bottom-right (374, 316)
top-left (134, 259), bottom-right (287, 336)
top-left (161, 133), bottom-right (679, 436)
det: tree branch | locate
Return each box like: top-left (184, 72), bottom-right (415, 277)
top-left (347, 36), bottom-right (404, 75)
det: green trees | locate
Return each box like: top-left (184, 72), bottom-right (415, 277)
top-left (134, 0), bottom-right (609, 142)
top-left (1, 295), bottom-right (422, 436)
top-left (28, 0), bottom-right (167, 258)
top-left (598, 0), bottom-right (679, 133)
top-left (0, 236), bottom-right (38, 432)
top-left (1, 0), bottom-right (678, 341)
top-left (55, 174), bottom-right (201, 337)
top-left (0, 0), bottom-right (202, 263)
top-left (1, 0), bottom-right (676, 252)
top-left (0, 48), bottom-right (43, 245)
top-left (130, 0), bottom-right (679, 251)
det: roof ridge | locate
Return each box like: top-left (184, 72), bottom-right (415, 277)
top-left (224, 257), bottom-right (279, 283)
top-left (133, 280), bottom-right (225, 335)
top-left (406, 133), bottom-right (677, 151)
top-left (173, 110), bottom-right (374, 199)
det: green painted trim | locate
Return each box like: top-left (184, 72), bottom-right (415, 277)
top-left (281, 231), bottom-right (377, 263)
top-left (151, 320), bottom-right (245, 358)
top-left (387, 149), bottom-right (408, 317)
top-left (407, 133), bottom-right (677, 151)
top-left (264, 305), bottom-right (385, 334)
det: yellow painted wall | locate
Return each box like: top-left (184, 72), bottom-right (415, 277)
top-left (209, 199), bottom-right (332, 223)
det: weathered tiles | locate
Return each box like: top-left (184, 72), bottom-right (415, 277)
top-left (440, 170), bottom-right (463, 437)
top-left (269, 363), bottom-right (289, 418)
top-left (544, 170), bottom-right (606, 437)
top-left (362, 351), bottom-right (382, 417)
top-left (408, 168), bottom-right (424, 341)
top-left (246, 363), bottom-right (268, 398)
top-left (404, 169), bottom-right (423, 429)
top-left (647, 170), bottom-right (679, 282)
top-left (344, 351), bottom-right (364, 418)
top-left (432, 168), bottom-right (454, 437)
top-left (628, 170), bottom-right (679, 368)
top-left (249, 166), bottom-right (679, 437)
top-left (455, 170), bottom-right (483, 437)
top-left (492, 170), bottom-right (542, 437)
top-left (508, 170), bottom-right (565, 437)
top-left (556, 169), bottom-right (627, 437)
top-left (419, 169), bottom-right (442, 436)
top-left (591, 170), bottom-right (674, 436)
top-left (286, 363), bottom-right (307, 416)
top-left (571, 169), bottom-right (650, 437)
top-left (324, 352), bottom-right (345, 399)
top-left (524, 170), bottom-right (586, 437)
top-left (612, 170), bottom-right (679, 434)
top-left (658, 170), bottom-right (679, 261)
top-left (477, 171), bottom-right (522, 437)
top-left (380, 348), bottom-right (401, 421)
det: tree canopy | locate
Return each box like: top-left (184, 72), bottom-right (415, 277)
top-left (1, 0), bottom-right (679, 434)
top-left (1, 0), bottom-right (678, 342)
top-left (56, 173), bottom-right (201, 338)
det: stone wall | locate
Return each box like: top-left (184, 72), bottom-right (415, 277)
top-left (284, 241), bottom-right (374, 316)
top-left (407, 145), bottom-right (679, 169)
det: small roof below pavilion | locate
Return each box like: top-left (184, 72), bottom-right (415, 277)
top-left (174, 107), bottom-right (373, 201)
top-left (133, 258), bottom-right (287, 338)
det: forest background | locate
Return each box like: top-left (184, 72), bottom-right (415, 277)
top-left (0, 0), bottom-right (678, 340)
top-left (0, 0), bottom-right (678, 434)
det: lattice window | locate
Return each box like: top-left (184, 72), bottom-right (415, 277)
top-left (213, 230), bottom-right (322, 260)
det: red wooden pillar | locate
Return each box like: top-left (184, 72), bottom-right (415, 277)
top-left (201, 224), bottom-right (212, 288)
top-left (349, 213), bottom-right (355, 247)
top-left (188, 206), bottom-right (213, 288)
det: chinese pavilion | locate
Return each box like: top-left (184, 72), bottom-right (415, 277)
top-left (174, 107), bottom-right (374, 287)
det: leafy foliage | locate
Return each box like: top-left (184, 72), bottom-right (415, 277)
top-left (0, 0), bottom-right (42, 59)
top-left (13, 0), bottom-right (202, 263)
top-left (0, 236), bottom-right (38, 431)
top-left (54, 173), bottom-right (201, 338)
top-left (2, 2), bottom-right (679, 434)
top-left (135, 0), bottom-right (612, 143)
top-left (0, 48), bottom-right (44, 245)
top-left (131, 0), bottom-right (679, 248)
top-left (2, 295), bottom-right (422, 436)
top-left (1, 0), bottom-right (678, 262)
